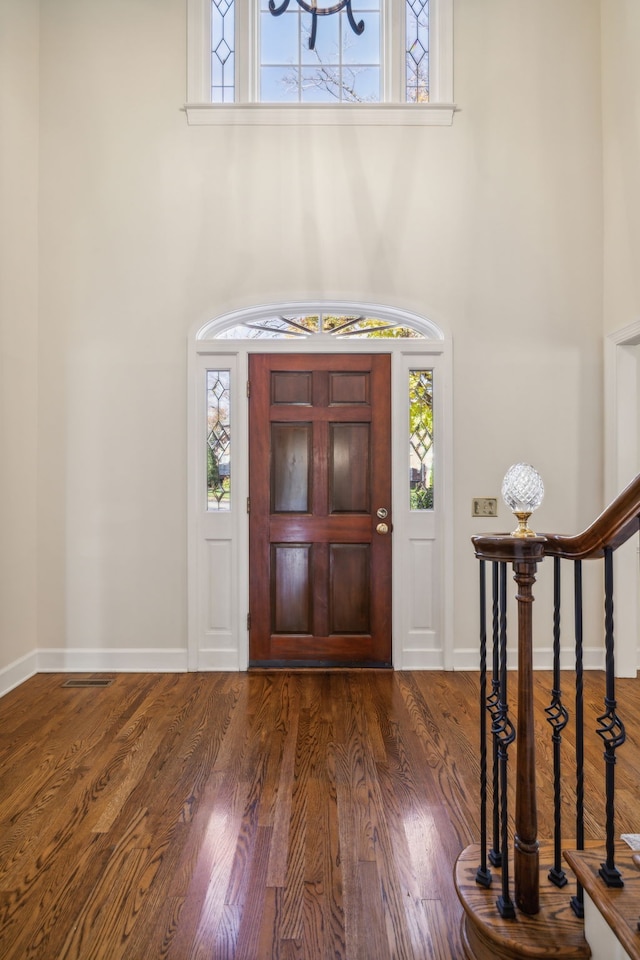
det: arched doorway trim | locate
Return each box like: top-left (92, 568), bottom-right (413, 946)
top-left (195, 300), bottom-right (447, 342)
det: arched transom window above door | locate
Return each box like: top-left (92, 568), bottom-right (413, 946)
top-left (197, 306), bottom-right (445, 341)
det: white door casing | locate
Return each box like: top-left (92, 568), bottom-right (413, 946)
top-left (188, 302), bottom-right (453, 671)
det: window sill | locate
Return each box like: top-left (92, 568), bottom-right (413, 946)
top-left (184, 102), bottom-right (457, 127)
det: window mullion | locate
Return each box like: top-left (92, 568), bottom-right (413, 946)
top-left (236, 1), bottom-right (257, 102)
top-left (386, 0), bottom-right (404, 102)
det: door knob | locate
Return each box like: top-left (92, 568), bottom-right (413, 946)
top-left (376, 522), bottom-right (390, 535)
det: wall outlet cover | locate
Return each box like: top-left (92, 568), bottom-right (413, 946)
top-left (472, 497), bottom-right (498, 518)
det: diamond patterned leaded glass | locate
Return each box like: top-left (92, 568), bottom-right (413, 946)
top-left (409, 370), bottom-right (433, 509)
top-left (207, 370), bottom-right (231, 510)
top-left (212, 0), bottom-right (235, 102)
top-left (406, 0), bottom-right (429, 102)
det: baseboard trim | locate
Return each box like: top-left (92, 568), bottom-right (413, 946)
top-left (399, 649), bottom-right (445, 670)
top-left (451, 647), bottom-right (606, 672)
top-left (0, 650), bottom-right (39, 698)
top-left (196, 648), bottom-right (243, 671)
top-left (36, 648), bottom-right (189, 673)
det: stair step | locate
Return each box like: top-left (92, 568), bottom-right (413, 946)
top-left (564, 844), bottom-right (640, 960)
top-left (455, 842), bottom-right (591, 959)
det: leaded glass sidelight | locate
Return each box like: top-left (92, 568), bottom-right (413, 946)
top-left (409, 370), bottom-right (433, 509)
top-left (406, 0), bottom-right (429, 102)
top-left (212, 0), bottom-right (235, 102)
top-left (207, 370), bottom-right (231, 510)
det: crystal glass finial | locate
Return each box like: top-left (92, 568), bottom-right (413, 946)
top-left (501, 463), bottom-right (544, 537)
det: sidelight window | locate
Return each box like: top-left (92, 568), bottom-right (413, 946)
top-left (409, 369), bottom-right (433, 510)
top-left (207, 370), bottom-right (231, 510)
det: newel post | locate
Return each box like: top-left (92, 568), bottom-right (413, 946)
top-left (472, 535), bottom-right (546, 917)
top-left (512, 550), bottom-right (542, 914)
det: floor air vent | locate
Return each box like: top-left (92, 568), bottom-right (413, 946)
top-left (62, 678), bottom-right (115, 688)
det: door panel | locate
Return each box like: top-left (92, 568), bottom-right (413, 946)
top-left (271, 423), bottom-right (311, 513)
top-left (272, 544), bottom-right (311, 633)
top-left (330, 423), bottom-right (370, 512)
top-left (249, 353), bottom-right (392, 667)
top-left (272, 370), bottom-right (313, 405)
top-left (330, 543), bottom-right (370, 633)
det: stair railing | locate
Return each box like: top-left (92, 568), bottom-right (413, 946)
top-left (471, 472), bottom-right (640, 920)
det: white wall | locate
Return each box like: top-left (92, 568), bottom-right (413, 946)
top-left (0, 0), bottom-right (40, 680)
top-left (601, 0), bottom-right (640, 340)
top-left (13, 0), bottom-right (606, 667)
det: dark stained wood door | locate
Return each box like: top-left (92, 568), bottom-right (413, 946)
top-left (248, 353), bottom-right (392, 667)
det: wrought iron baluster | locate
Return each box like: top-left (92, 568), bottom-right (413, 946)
top-left (476, 560), bottom-right (492, 888)
top-left (487, 561), bottom-right (502, 868)
top-left (545, 556), bottom-right (569, 888)
top-left (597, 546), bottom-right (626, 888)
top-left (571, 559), bottom-right (585, 917)
top-left (493, 561), bottom-right (516, 919)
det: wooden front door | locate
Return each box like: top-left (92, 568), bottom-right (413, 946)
top-left (248, 353), bottom-right (392, 667)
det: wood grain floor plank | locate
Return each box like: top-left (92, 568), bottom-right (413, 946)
top-left (354, 858), bottom-right (392, 960)
top-left (266, 680), bottom-right (300, 887)
top-left (231, 825), bottom-right (273, 960)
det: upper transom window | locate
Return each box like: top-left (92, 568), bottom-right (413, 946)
top-left (186, 0), bottom-right (454, 124)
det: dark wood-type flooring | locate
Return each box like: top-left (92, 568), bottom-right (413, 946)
top-left (1, 670), bottom-right (640, 959)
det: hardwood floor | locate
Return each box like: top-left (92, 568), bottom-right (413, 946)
top-left (0, 670), bottom-right (639, 959)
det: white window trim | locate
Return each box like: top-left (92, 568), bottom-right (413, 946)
top-left (185, 0), bottom-right (455, 126)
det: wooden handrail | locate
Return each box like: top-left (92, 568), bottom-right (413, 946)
top-left (543, 473), bottom-right (640, 560)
